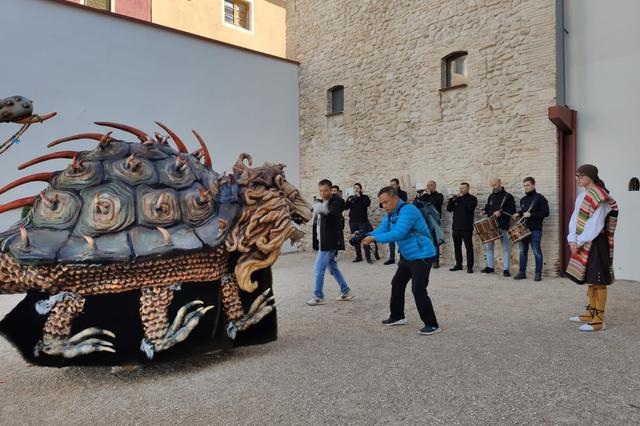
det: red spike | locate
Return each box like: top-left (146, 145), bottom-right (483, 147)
top-left (0, 172), bottom-right (55, 195)
top-left (94, 121), bottom-right (150, 143)
top-left (0, 196), bottom-right (38, 215)
top-left (18, 151), bottom-right (78, 170)
top-left (155, 121), bottom-right (188, 153)
top-left (47, 133), bottom-right (112, 148)
top-left (192, 129), bottom-right (212, 169)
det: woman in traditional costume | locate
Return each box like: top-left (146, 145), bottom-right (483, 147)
top-left (567, 164), bottom-right (618, 331)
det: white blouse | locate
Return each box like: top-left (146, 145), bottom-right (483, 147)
top-left (567, 191), bottom-right (612, 246)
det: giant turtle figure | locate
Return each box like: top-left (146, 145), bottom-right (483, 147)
top-left (0, 121), bottom-right (311, 365)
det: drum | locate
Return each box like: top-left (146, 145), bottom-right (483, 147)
top-left (507, 219), bottom-right (531, 244)
top-left (473, 216), bottom-right (502, 244)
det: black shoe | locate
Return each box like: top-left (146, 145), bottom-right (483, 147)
top-left (534, 273), bottom-right (542, 282)
top-left (383, 259), bottom-right (395, 265)
top-left (449, 266), bottom-right (463, 271)
top-left (480, 267), bottom-right (494, 273)
top-left (352, 258), bottom-right (363, 263)
top-left (503, 270), bottom-right (511, 277)
top-left (382, 317), bottom-right (407, 326)
top-left (419, 326), bottom-right (442, 335)
top-left (467, 268), bottom-right (474, 274)
top-left (374, 252), bottom-right (381, 261)
top-left (433, 261), bottom-right (440, 269)
top-left (366, 258), bottom-right (374, 264)
top-left (513, 272), bottom-right (527, 280)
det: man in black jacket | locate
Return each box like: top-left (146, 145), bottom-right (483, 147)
top-left (480, 178), bottom-right (516, 276)
top-left (383, 178), bottom-right (408, 265)
top-left (446, 182), bottom-right (478, 273)
top-left (307, 179), bottom-right (354, 306)
top-left (512, 177), bottom-right (549, 282)
top-left (344, 183), bottom-right (379, 263)
top-left (418, 180), bottom-right (444, 268)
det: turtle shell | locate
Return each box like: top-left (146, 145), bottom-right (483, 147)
top-left (1, 133), bottom-right (240, 266)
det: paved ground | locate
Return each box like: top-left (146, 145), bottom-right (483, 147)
top-left (1, 252), bottom-right (640, 425)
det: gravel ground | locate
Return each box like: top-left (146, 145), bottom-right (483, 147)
top-left (1, 252), bottom-right (640, 425)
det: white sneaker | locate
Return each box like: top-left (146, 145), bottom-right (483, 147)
top-left (579, 323), bottom-right (606, 332)
top-left (306, 296), bottom-right (326, 306)
top-left (336, 290), bottom-right (354, 301)
top-left (569, 316), bottom-right (586, 323)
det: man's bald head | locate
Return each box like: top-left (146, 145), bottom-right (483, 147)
top-left (490, 178), bottom-right (502, 192)
top-left (426, 180), bottom-right (437, 192)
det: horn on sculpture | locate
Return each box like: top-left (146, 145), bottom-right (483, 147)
top-left (155, 121), bottom-right (188, 153)
top-left (233, 153), bottom-right (253, 174)
top-left (17, 151), bottom-right (78, 170)
top-left (47, 133), bottom-right (113, 148)
top-left (0, 172), bottom-right (55, 195)
top-left (94, 121), bottom-right (151, 143)
top-left (191, 129), bottom-right (212, 169)
top-left (0, 196), bottom-right (38, 214)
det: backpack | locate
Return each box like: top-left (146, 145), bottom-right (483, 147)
top-left (412, 199), bottom-right (445, 246)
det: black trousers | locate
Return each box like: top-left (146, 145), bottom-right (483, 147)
top-left (349, 222), bottom-right (378, 260)
top-left (390, 258), bottom-right (439, 327)
top-left (452, 229), bottom-right (474, 269)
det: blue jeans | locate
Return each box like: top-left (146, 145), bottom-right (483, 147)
top-left (486, 231), bottom-right (511, 270)
top-left (519, 229), bottom-right (543, 274)
top-left (314, 250), bottom-right (350, 298)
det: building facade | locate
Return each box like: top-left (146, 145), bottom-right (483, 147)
top-left (62, 0), bottom-right (287, 58)
top-left (288, 0), bottom-right (561, 274)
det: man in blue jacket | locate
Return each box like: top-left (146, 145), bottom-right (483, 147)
top-left (361, 186), bottom-right (441, 335)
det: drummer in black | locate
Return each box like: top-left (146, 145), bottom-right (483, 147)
top-left (480, 178), bottom-right (516, 276)
top-left (446, 182), bottom-right (478, 273)
top-left (512, 177), bottom-right (549, 281)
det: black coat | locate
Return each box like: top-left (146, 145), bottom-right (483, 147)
top-left (483, 189), bottom-right (516, 229)
top-left (344, 194), bottom-right (371, 224)
top-left (419, 191), bottom-right (444, 216)
top-left (517, 190), bottom-right (549, 231)
top-left (446, 193), bottom-right (478, 231)
top-left (312, 195), bottom-right (346, 251)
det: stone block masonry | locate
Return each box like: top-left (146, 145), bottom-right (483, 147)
top-left (288, 0), bottom-right (560, 274)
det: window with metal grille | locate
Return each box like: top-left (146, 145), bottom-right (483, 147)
top-left (328, 86), bottom-right (344, 114)
top-left (442, 51), bottom-right (468, 89)
top-left (84, 0), bottom-right (111, 11)
top-left (224, 0), bottom-right (251, 30)
top-left (629, 177), bottom-right (639, 191)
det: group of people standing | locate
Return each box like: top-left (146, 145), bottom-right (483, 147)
top-left (307, 164), bottom-right (618, 335)
top-left (446, 177), bottom-right (550, 282)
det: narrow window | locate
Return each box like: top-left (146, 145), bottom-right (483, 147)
top-left (84, 0), bottom-right (111, 11)
top-left (442, 51), bottom-right (468, 89)
top-left (327, 86), bottom-right (344, 114)
top-left (224, 0), bottom-right (251, 30)
top-left (629, 177), bottom-right (640, 191)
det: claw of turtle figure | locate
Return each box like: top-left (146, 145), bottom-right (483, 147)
top-left (140, 300), bottom-right (214, 359)
top-left (37, 327), bottom-right (116, 358)
top-left (227, 290), bottom-right (276, 339)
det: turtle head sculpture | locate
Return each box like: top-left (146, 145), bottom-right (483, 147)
top-left (0, 121), bottom-right (311, 363)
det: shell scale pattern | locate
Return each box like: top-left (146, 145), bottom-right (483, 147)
top-left (0, 122), bottom-right (240, 266)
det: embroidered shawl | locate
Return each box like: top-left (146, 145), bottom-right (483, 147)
top-left (566, 186), bottom-right (618, 284)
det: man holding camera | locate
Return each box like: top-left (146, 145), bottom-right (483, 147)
top-left (382, 178), bottom-right (408, 265)
top-left (307, 179), bottom-right (354, 306)
top-left (361, 186), bottom-right (441, 335)
top-left (417, 180), bottom-right (444, 268)
top-left (344, 183), bottom-right (379, 263)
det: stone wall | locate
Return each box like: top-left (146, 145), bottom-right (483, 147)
top-left (288, 0), bottom-right (561, 274)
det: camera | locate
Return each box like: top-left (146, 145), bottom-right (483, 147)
top-left (349, 230), bottom-right (369, 246)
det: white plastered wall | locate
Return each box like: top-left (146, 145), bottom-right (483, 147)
top-left (565, 0), bottom-right (640, 281)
